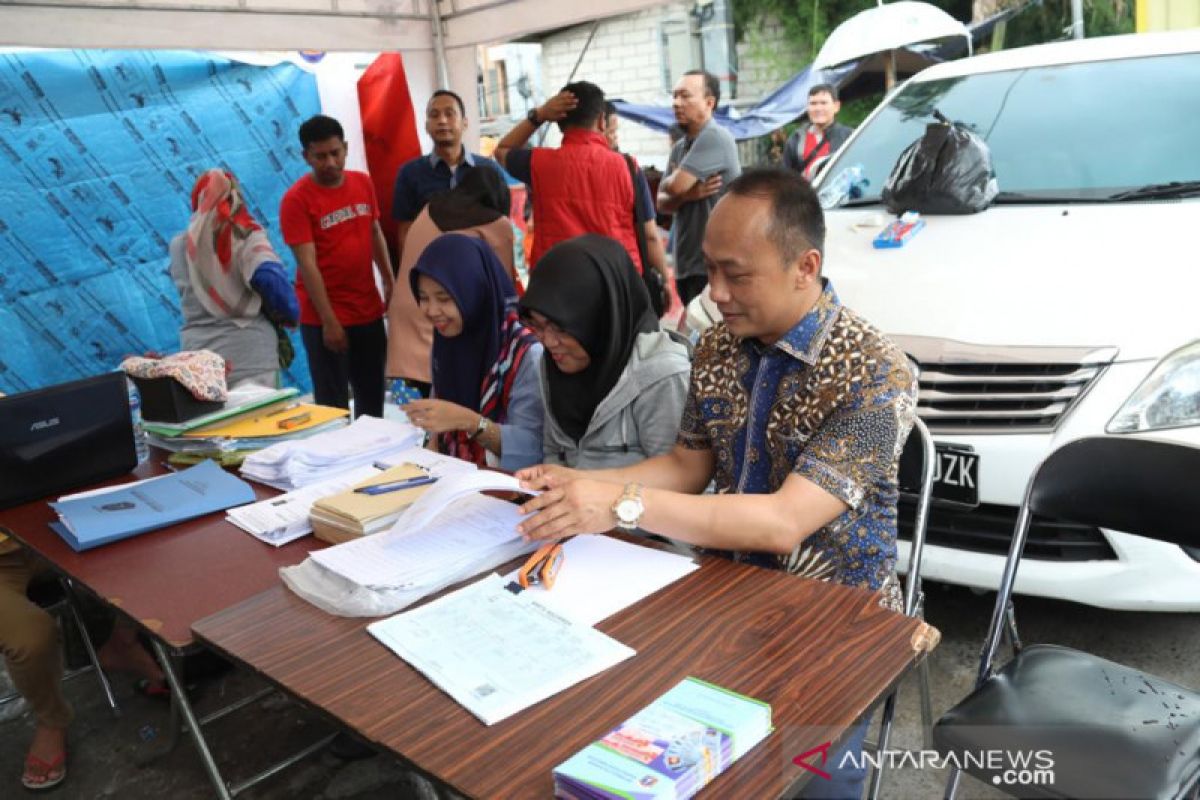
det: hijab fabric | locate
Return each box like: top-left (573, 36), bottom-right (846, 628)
top-left (184, 169), bottom-right (279, 326)
top-left (519, 234), bottom-right (658, 442)
top-left (410, 233), bottom-right (537, 464)
top-left (426, 165), bottom-right (511, 231)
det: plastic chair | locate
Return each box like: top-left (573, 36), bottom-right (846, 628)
top-left (864, 416), bottom-right (937, 800)
top-left (0, 575), bottom-right (120, 717)
top-left (934, 436), bottom-right (1200, 799)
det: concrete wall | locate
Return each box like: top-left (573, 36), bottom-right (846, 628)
top-left (538, 4), bottom-right (801, 170)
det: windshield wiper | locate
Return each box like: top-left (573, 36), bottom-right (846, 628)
top-left (836, 196), bottom-right (885, 208)
top-left (992, 191), bottom-right (1106, 204)
top-left (1108, 181), bottom-right (1200, 202)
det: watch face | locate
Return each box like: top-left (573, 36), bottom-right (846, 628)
top-left (616, 498), bottom-right (641, 522)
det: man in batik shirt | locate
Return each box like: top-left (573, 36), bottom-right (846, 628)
top-left (516, 166), bottom-right (917, 799)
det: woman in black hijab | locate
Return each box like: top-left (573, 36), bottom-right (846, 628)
top-left (519, 235), bottom-right (692, 469)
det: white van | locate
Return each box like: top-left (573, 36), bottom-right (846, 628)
top-left (815, 30), bottom-right (1200, 611)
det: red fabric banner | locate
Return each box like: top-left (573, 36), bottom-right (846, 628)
top-left (356, 53), bottom-right (422, 265)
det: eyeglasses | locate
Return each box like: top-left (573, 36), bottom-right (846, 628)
top-left (522, 316), bottom-right (567, 340)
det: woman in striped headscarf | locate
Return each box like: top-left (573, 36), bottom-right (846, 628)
top-left (401, 233), bottom-right (544, 470)
top-left (168, 168), bottom-right (299, 387)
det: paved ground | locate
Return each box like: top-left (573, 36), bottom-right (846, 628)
top-left (2, 580), bottom-right (1197, 799)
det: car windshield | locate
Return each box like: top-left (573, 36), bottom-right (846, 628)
top-left (823, 51), bottom-right (1200, 204)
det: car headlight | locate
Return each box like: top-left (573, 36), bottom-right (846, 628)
top-left (1108, 341), bottom-right (1200, 433)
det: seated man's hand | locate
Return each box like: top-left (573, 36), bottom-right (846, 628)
top-left (516, 478), bottom-right (623, 542)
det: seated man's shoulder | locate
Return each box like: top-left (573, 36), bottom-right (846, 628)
top-left (826, 305), bottom-right (915, 387)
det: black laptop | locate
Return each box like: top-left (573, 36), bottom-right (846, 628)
top-left (0, 372), bottom-right (137, 510)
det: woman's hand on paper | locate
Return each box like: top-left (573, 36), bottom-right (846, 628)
top-left (515, 476), bottom-right (623, 542)
top-left (402, 399), bottom-right (478, 434)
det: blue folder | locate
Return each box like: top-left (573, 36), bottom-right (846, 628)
top-left (49, 460), bottom-right (256, 552)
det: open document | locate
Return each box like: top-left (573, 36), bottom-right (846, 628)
top-left (367, 573), bottom-right (636, 726)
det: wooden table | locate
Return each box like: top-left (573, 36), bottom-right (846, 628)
top-left (194, 552), bottom-right (938, 799)
top-left (0, 455), bottom-right (323, 649)
top-left (0, 454), bottom-right (331, 798)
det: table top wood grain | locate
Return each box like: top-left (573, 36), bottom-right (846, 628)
top-left (0, 456), bottom-right (323, 649)
top-left (193, 552), bottom-right (934, 799)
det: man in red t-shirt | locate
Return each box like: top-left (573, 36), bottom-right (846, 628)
top-left (280, 115), bottom-right (395, 418)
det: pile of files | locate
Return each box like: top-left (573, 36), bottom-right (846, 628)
top-left (49, 460), bottom-right (256, 552)
top-left (279, 470), bottom-right (538, 617)
top-left (226, 448), bottom-right (475, 547)
top-left (310, 463), bottom-right (441, 544)
top-left (143, 385), bottom-right (350, 460)
top-left (553, 677), bottom-right (772, 799)
top-left (240, 416), bottom-right (423, 491)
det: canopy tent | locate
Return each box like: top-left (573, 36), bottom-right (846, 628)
top-left (0, 0), bottom-right (671, 129)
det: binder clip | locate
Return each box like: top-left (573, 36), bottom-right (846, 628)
top-left (506, 542), bottom-right (565, 594)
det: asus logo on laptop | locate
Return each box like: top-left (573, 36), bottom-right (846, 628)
top-left (30, 417), bottom-right (61, 432)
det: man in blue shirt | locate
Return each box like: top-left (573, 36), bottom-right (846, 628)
top-left (391, 90), bottom-right (502, 264)
top-left (515, 167), bottom-right (917, 799)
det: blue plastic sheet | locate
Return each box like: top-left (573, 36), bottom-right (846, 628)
top-left (0, 50), bottom-right (320, 394)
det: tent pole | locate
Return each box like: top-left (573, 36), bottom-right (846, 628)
top-left (429, 0), bottom-right (450, 88)
top-left (885, 48), bottom-right (896, 91)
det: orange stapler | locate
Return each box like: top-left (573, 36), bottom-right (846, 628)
top-left (514, 542), bottom-right (565, 591)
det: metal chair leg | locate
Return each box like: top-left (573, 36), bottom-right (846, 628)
top-left (918, 658), bottom-right (934, 751)
top-left (1004, 600), bottom-right (1023, 655)
top-left (866, 691), bottom-right (898, 800)
top-left (944, 765), bottom-right (962, 799)
top-left (151, 640), bottom-right (232, 800)
top-left (61, 578), bottom-right (119, 717)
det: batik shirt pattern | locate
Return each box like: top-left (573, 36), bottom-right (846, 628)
top-left (677, 280), bottom-right (916, 610)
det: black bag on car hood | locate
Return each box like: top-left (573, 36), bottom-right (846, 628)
top-left (882, 110), bottom-right (998, 214)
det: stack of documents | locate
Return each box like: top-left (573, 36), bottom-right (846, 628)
top-left (553, 677), bottom-right (773, 799)
top-left (310, 463), bottom-right (437, 545)
top-left (368, 574), bottom-right (636, 726)
top-left (240, 416), bottom-right (423, 491)
top-left (49, 460), bottom-right (256, 552)
top-left (227, 448), bottom-right (477, 546)
top-left (142, 385), bottom-right (299, 437)
top-left (310, 490), bottom-right (528, 590)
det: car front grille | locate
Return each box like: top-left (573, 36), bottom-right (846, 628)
top-left (892, 336), bottom-right (1117, 433)
top-left (897, 500), bottom-right (1118, 562)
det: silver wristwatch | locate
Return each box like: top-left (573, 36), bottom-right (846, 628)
top-left (612, 483), bottom-right (645, 531)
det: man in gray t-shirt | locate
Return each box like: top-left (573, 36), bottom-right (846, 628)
top-left (657, 69), bottom-right (741, 306)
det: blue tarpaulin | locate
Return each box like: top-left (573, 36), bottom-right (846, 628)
top-left (0, 50), bottom-right (320, 395)
top-left (613, 61), bottom-right (860, 140)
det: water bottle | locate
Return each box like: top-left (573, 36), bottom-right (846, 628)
top-left (818, 164), bottom-right (867, 209)
top-left (126, 378), bottom-right (150, 464)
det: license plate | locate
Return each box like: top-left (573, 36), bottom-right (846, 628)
top-left (900, 443), bottom-right (979, 507)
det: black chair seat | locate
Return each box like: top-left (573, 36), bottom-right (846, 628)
top-left (935, 644), bottom-right (1200, 799)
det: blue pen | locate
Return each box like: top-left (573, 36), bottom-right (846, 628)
top-left (354, 475), bottom-right (438, 495)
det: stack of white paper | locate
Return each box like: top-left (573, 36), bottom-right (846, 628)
top-left (226, 464), bottom-right (381, 546)
top-left (311, 492), bottom-right (527, 590)
top-left (368, 574), bottom-right (636, 726)
top-left (228, 447), bottom-right (478, 547)
top-left (240, 416), bottom-right (423, 490)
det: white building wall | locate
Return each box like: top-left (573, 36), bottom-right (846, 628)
top-left (538, 4), bottom-right (800, 170)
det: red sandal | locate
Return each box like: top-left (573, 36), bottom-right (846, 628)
top-left (21, 750), bottom-right (66, 792)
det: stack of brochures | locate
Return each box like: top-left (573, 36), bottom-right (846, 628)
top-left (553, 677), bottom-right (772, 800)
top-left (240, 416), bottom-right (423, 491)
top-left (49, 460), bottom-right (256, 552)
top-left (226, 447), bottom-right (476, 547)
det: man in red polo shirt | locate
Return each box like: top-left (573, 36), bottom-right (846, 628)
top-left (280, 114), bottom-right (394, 418)
top-left (493, 81), bottom-right (656, 275)
top-left (783, 84), bottom-right (855, 181)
